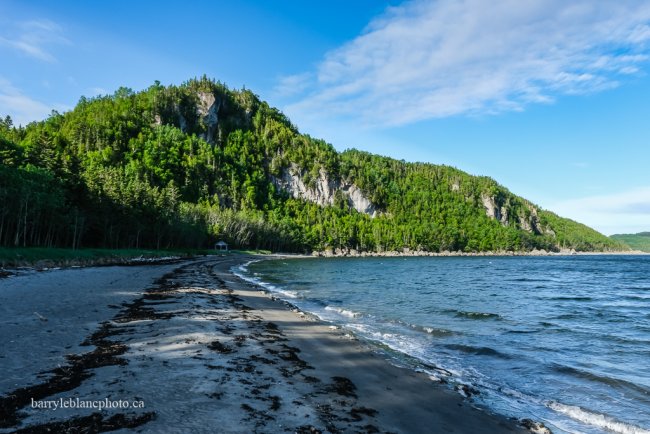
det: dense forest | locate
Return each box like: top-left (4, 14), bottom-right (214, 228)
top-left (0, 77), bottom-right (625, 253)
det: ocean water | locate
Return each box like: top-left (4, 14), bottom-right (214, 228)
top-left (236, 255), bottom-right (650, 434)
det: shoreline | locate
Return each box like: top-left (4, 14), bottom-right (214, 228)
top-left (311, 248), bottom-right (647, 257)
top-left (0, 255), bottom-right (538, 433)
top-left (1, 247), bottom-right (646, 279)
top-left (1, 244), bottom-right (647, 278)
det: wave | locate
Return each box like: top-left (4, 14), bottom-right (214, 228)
top-left (506, 328), bottom-right (540, 334)
top-left (445, 344), bottom-right (511, 359)
top-left (236, 259), bottom-right (261, 272)
top-left (607, 334), bottom-right (650, 347)
top-left (550, 313), bottom-right (581, 320)
top-left (548, 401), bottom-right (650, 434)
top-left (552, 364), bottom-right (650, 397)
top-left (547, 296), bottom-right (593, 301)
top-left (625, 286), bottom-right (650, 291)
top-left (231, 261), bottom-right (300, 299)
top-left (622, 295), bottom-right (650, 301)
top-left (508, 277), bottom-right (546, 282)
top-left (324, 306), bottom-right (363, 319)
top-left (454, 310), bottom-right (502, 320)
top-left (408, 324), bottom-right (456, 337)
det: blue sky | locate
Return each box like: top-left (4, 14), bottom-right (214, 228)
top-left (1, 0), bottom-right (650, 235)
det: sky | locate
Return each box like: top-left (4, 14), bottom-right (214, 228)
top-left (1, 0), bottom-right (649, 235)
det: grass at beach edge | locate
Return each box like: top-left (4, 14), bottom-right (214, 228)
top-left (0, 247), bottom-right (270, 269)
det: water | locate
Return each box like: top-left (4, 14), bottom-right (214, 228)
top-left (236, 255), bottom-right (650, 434)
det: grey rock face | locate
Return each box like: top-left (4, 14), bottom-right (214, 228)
top-left (272, 164), bottom-right (377, 217)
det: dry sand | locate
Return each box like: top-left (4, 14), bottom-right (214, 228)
top-left (0, 256), bottom-right (532, 433)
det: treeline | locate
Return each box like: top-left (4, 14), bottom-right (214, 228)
top-left (610, 232), bottom-right (650, 252)
top-left (335, 150), bottom-right (623, 252)
top-left (0, 77), bottom-right (625, 252)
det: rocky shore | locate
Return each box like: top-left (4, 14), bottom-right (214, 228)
top-left (311, 247), bottom-right (643, 257)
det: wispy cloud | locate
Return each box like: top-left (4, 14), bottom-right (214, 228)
top-left (550, 187), bottom-right (650, 235)
top-left (0, 77), bottom-right (64, 126)
top-left (0, 19), bottom-right (69, 62)
top-left (272, 73), bottom-right (313, 98)
top-left (282, 0), bottom-right (650, 127)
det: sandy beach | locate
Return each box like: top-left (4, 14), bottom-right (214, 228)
top-left (0, 255), bottom-right (533, 433)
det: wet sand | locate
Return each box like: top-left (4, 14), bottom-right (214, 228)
top-left (0, 256), bottom-right (532, 433)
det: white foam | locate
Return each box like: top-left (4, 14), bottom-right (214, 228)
top-left (324, 306), bottom-right (362, 319)
top-left (548, 401), bottom-right (650, 434)
top-left (269, 287), bottom-right (299, 299)
top-left (231, 261), bottom-right (299, 299)
top-left (343, 323), bottom-right (468, 378)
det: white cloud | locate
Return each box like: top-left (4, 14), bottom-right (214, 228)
top-left (272, 73), bottom-right (313, 97)
top-left (628, 24), bottom-right (650, 44)
top-left (550, 187), bottom-right (650, 235)
top-left (282, 0), bottom-right (650, 127)
top-left (0, 77), bottom-right (64, 126)
top-left (0, 19), bottom-right (69, 62)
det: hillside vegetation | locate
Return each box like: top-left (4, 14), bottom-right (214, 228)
top-left (610, 232), bottom-right (650, 252)
top-left (0, 77), bottom-right (625, 253)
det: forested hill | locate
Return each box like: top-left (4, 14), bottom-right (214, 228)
top-left (610, 232), bottom-right (650, 252)
top-left (0, 77), bottom-right (625, 253)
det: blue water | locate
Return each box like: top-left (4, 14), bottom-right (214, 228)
top-left (237, 255), bottom-right (650, 434)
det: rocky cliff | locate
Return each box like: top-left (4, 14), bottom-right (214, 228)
top-left (480, 193), bottom-right (553, 235)
top-left (196, 91), bottom-right (221, 144)
top-left (272, 164), bottom-right (377, 216)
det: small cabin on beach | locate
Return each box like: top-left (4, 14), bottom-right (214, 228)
top-left (214, 240), bottom-right (228, 251)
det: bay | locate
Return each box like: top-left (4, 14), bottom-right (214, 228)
top-left (238, 255), bottom-right (650, 434)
